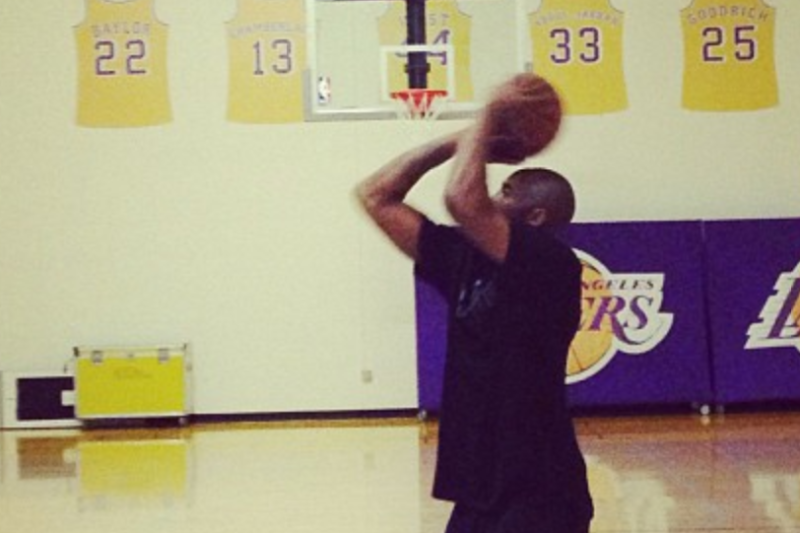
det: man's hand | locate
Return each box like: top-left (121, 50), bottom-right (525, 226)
top-left (486, 135), bottom-right (529, 165)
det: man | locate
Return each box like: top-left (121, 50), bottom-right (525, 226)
top-left (355, 100), bottom-right (593, 533)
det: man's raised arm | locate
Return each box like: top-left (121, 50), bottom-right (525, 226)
top-left (444, 110), bottom-right (526, 264)
top-left (355, 133), bottom-right (460, 260)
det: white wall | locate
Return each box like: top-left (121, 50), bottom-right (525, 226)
top-left (0, 0), bottom-right (798, 415)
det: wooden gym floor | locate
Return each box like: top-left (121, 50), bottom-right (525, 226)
top-left (1, 411), bottom-right (799, 533)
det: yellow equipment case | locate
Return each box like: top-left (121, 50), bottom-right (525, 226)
top-left (74, 344), bottom-right (192, 421)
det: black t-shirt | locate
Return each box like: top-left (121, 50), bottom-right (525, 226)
top-left (415, 219), bottom-right (592, 517)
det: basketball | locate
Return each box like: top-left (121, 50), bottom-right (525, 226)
top-left (484, 73), bottom-right (563, 161)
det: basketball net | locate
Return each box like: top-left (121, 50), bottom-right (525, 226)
top-left (390, 89), bottom-right (448, 121)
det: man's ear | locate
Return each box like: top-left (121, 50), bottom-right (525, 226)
top-left (526, 207), bottom-right (548, 227)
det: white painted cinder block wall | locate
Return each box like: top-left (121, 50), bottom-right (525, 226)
top-left (0, 1), bottom-right (798, 414)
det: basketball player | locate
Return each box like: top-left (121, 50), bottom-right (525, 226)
top-left (355, 101), bottom-right (593, 531)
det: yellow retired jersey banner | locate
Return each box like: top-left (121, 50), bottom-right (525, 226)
top-left (529, 0), bottom-right (628, 115)
top-left (227, 0), bottom-right (307, 123)
top-left (681, 0), bottom-right (778, 111)
top-left (377, 0), bottom-right (473, 102)
top-left (75, 0), bottom-right (172, 127)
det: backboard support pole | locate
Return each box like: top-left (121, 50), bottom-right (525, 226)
top-left (405, 0), bottom-right (429, 89)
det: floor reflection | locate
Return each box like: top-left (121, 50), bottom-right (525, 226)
top-left (0, 413), bottom-right (799, 533)
top-left (76, 432), bottom-right (192, 512)
top-left (14, 434), bottom-right (79, 480)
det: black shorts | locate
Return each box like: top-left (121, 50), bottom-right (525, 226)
top-left (444, 496), bottom-right (592, 533)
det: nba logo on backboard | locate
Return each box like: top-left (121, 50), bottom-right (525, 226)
top-left (568, 250), bottom-right (674, 384)
top-left (317, 76), bottom-right (332, 105)
top-left (745, 261), bottom-right (800, 353)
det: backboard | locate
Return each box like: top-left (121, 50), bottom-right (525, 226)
top-left (305, 0), bottom-right (527, 121)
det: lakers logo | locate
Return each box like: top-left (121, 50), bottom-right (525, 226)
top-left (746, 261), bottom-right (800, 352)
top-left (568, 250), bottom-right (674, 384)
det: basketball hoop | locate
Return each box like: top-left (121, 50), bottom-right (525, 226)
top-left (390, 89), bottom-right (448, 121)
